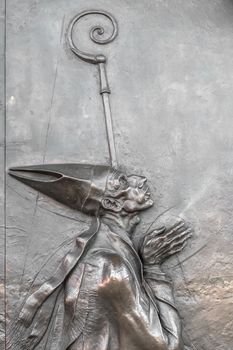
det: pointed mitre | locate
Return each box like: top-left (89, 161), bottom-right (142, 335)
top-left (9, 163), bottom-right (112, 215)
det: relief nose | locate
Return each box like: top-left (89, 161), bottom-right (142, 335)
top-left (138, 177), bottom-right (147, 189)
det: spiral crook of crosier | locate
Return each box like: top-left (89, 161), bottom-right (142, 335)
top-left (67, 10), bottom-right (118, 65)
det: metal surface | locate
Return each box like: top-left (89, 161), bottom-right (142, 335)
top-left (67, 10), bottom-right (118, 168)
top-left (8, 165), bottom-right (192, 350)
top-left (0, 0), bottom-right (6, 347)
top-left (4, 1), bottom-right (233, 349)
top-left (7, 10), bottom-right (193, 349)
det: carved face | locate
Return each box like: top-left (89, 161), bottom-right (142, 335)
top-left (102, 171), bottom-right (154, 213)
top-left (124, 175), bottom-right (154, 212)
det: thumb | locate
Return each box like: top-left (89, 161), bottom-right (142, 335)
top-left (148, 226), bottom-right (166, 236)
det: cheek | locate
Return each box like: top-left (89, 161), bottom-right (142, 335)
top-left (127, 189), bottom-right (142, 202)
top-left (122, 200), bottom-right (138, 212)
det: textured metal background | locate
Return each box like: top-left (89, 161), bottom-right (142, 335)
top-left (0, 0), bottom-right (5, 347)
top-left (2, 0), bottom-right (233, 349)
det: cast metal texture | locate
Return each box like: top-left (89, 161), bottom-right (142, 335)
top-left (68, 10), bottom-right (118, 168)
top-left (5, 2), bottom-right (233, 350)
top-left (7, 10), bottom-right (193, 350)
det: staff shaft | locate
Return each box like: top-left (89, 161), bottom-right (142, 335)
top-left (67, 10), bottom-right (119, 168)
top-left (98, 63), bottom-right (118, 168)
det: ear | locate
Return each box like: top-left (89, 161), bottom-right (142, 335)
top-left (101, 197), bottom-right (122, 213)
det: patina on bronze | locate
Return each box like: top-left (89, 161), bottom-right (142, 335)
top-left (8, 10), bottom-right (192, 350)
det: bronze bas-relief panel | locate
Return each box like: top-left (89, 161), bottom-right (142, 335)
top-left (5, 1), bottom-right (233, 350)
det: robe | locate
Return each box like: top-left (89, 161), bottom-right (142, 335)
top-left (7, 218), bottom-right (182, 350)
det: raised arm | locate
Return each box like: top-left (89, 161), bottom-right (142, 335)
top-left (140, 220), bottom-right (192, 350)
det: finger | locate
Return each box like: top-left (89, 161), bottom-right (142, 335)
top-left (155, 226), bottom-right (166, 235)
top-left (148, 228), bottom-right (191, 249)
top-left (169, 242), bottom-right (187, 256)
top-left (168, 229), bottom-right (192, 245)
top-left (165, 221), bottom-right (185, 237)
top-left (170, 234), bottom-right (191, 250)
top-left (144, 228), bottom-right (192, 259)
top-left (163, 241), bottom-right (187, 259)
top-left (144, 227), bottom-right (166, 247)
top-left (156, 236), bottom-right (189, 257)
top-left (146, 244), bottom-right (170, 260)
top-left (148, 226), bottom-right (166, 237)
top-left (143, 231), bottom-right (156, 247)
top-left (143, 236), bottom-right (155, 248)
top-left (147, 234), bottom-right (191, 262)
top-left (145, 238), bottom-right (166, 253)
top-left (175, 226), bottom-right (191, 236)
top-left (164, 224), bottom-right (190, 240)
top-left (169, 218), bottom-right (185, 230)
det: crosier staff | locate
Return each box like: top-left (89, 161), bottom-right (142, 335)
top-left (67, 10), bottom-right (118, 168)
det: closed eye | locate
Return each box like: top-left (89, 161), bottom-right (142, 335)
top-left (119, 175), bottom-right (128, 189)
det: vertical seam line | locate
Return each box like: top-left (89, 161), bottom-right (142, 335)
top-left (4, 0), bottom-right (7, 347)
